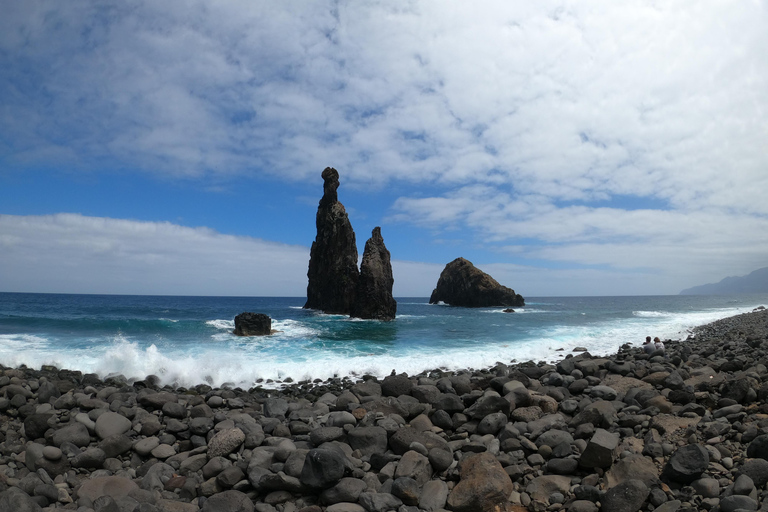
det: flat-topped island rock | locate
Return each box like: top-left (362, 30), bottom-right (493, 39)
top-left (233, 312), bottom-right (272, 336)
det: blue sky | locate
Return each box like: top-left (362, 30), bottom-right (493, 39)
top-left (1, 1), bottom-right (767, 297)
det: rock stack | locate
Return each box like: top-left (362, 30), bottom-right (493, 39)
top-left (351, 228), bottom-right (397, 321)
top-left (304, 167), bottom-right (360, 316)
top-left (233, 313), bottom-right (272, 336)
top-left (0, 308), bottom-right (767, 511)
top-left (429, 257), bottom-right (524, 308)
top-left (304, 168), bottom-right (396, 321)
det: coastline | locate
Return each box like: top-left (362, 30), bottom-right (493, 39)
top-left (0, 307), bottom-right (766, 510)
top-left (3, 292), bottom-right (766, 389)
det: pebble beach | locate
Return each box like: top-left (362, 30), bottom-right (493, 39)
top-left (1, 307), bottom-right (767, 512)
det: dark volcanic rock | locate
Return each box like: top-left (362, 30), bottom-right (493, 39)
top-left (351, 227), bottom-right (397, 321)
top-left (747, 434), bottom-right (768, 460)
top-left (0, 297), bottom-right (767, 512)
top-left (662, 444), bottom-right (709, 484)
top-left (429, 257), bottom-right (524, 307)
top-left (233, 312), bottom-right (272, 336)
top-left (300, 448), bottom-right (347, 489)
top-left (600, 479), bottom-right (649, 512)
top-left (304, 167), bottom-right (360, 315)
top-left (447, 452), bottom-right (514, 512)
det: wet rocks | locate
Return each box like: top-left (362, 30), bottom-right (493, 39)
top-left (429, 257), bottom-right (525, 307)
top-left (233, 312), bottom-right (272, 336)
top-left (0, 307), bottom-right (766, 511)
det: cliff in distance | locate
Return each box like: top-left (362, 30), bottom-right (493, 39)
top-left (680, 266), bottom-right (768, 295)
top-left (429, 257), bottom-right (525, 307)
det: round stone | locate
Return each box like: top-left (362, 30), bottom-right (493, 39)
top-left (42, 446), bottom-right (62, 461)
top-left (207, 396), bottom-right (224, 408)
top-left (134, 436), bottom-right (160, 456)
top-left (207, 428), bottom-right (246, 458)
top-left (151, 444), bottom-right (176, 459)
top-left (94, 411), bottom-right (132, 440)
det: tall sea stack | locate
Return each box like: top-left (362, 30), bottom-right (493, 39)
top-left (352, 227), bottom-right (396, 321)
top-left (304, 167), bottom-right (359, 315)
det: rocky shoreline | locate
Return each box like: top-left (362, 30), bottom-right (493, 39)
top-left (0, 307), bottom-right (767, 512)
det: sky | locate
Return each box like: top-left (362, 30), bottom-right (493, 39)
top-left (1, 1), bottom-right (767, 297)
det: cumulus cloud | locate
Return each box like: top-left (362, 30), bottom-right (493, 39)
top-left (391, 185), bottom-right (768, 293)
top-left (0, 213), bottom-right (308, 295)
top-left (2, 1), bottom-right (767, 294)
top-left (0, 214), bottom-right (438, 297)
top-left (3, 2), bottom-right (764, 194)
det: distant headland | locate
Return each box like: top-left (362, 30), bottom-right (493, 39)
top-left (680, 266), bottom-right (768, 295)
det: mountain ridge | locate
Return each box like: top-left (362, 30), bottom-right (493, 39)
top-left (679, 266), bottom-right (768, 295)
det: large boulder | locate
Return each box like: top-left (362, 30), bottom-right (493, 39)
top-left (579, 429), bottom-right (619, 469)
top-left (662, 444), bottom-right (709, 484)
top-left (304, 167), bottom-right (360, 315)
top-left (351, 227), bottom-right (397, 321)
top-left (447, 452), bottom-right (514, 512)
top-left (233, 312), bottom-right (272, 336)
top-left (0, 487), bottom-right (42, 512)
top-left (201, 490), bottom-right (254, 512)
top-left (429, 257), bottom-right (524, 307)
top-left (300, 448), bottom-right (348, 489)
top-left (600, 479), bottom-right (649, 512)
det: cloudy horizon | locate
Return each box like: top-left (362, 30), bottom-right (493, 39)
top-left (2, 1), bottom-right (767, 297)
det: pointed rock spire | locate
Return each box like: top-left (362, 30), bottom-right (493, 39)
top-left (352, 227), bottom-right (397, 321)
top-left (304, 167), bottom-right (359, 314)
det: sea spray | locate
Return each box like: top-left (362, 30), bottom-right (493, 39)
top-left (1, 292), bottom-right (767, 388)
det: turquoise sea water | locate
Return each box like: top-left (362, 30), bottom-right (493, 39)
top-left (1, 292), bottom-right (767, 388)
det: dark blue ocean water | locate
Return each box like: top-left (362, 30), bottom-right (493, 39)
top-left (1, 292), bottom-right (767, 388)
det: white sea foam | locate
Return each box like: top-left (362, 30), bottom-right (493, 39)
top-left (482, 308), bottom-right (546, 314)
top-left (0, 334), bottom-right (49, 350)
top-left (206, 319), bottom-right (234, 330)
top-left (271, 319), bottom-right (317, 338)
top-left (633, 311), bottom-right (672, 318)
top-left (2, 301), bottom-right (761, 389)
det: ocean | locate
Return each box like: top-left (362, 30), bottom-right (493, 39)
top-left (1, 292), bottom-right (767, 389)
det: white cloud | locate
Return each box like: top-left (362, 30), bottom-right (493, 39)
top-left (3, 2), bottom-right (764, 199)
top-left (2, 1), bottom-right (767, 294)
top-left (0, 213), bottom-right (308, 296)
top-left (0, 214), bottom-right (437, 297)
top-left (390, 184), bottom-right (768, 293)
